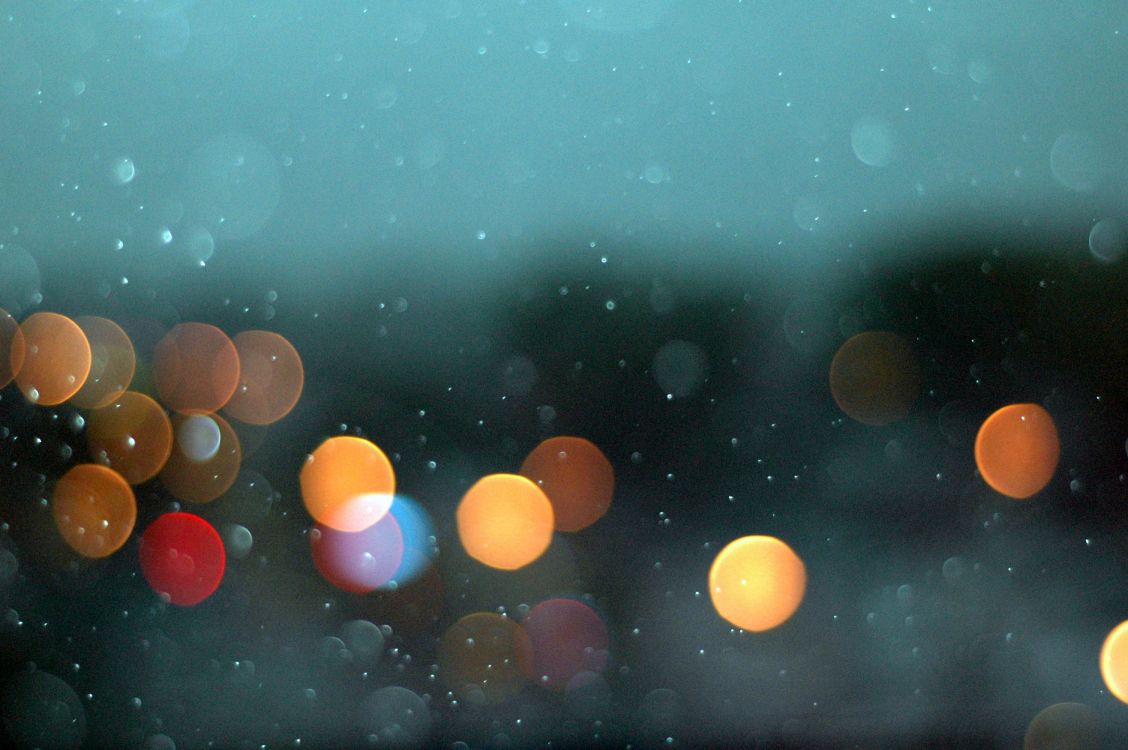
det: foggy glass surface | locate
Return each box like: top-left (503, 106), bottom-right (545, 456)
top-left (1, 1), bottom-right (1128, 748)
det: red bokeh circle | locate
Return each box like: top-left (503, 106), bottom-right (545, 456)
top-left (139, 512), bottom-right (226, 606)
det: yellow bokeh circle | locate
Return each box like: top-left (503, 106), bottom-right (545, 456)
top-left (709, 535), bottom-right (807, 632)
top-left (1100, 620), bottom-right (1128, 705)
top-left (456, 474), bottom-right (554, 571)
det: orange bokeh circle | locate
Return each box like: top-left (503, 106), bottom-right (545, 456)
top-left (974, 403), bottom-right (1059, 499)
top-left (520, 436), bottom-right (614, 532)
top-left (223, 330), bottom-right (304, 425)
top-left (1101, 620), bottom-right (1128, 705)
top-left (52, 464), bottom-right (137, 558)
top-left (160, 413), bottom-right (242, 503)
top-left (71, 316), bottom-right (136, 409)
top-left (829, 331), bottom-right (920, 426)
top-left (86, 391), bottom-right (174, 485)
top-left (153, 322), bottom-right (240, 414)
top-left (14, 312), bottom-right (92, 406)
top-left (709, 535), bottom-right (807, 632)
top-left (456, 474), bottom-right (555, 571)
top-left (300, 436), bottom-right (396, 532)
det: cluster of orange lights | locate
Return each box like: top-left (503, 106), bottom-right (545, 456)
top-left (0, 306), bottom-right (304, 576)
top-left (298, 433), bottom-right (615, 582)
top-left (11, 300), bottom-right (1128, 721)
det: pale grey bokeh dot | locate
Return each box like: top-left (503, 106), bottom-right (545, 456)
top-left (1089, 218), bottom-right (1126, 263)
top-left (357, 686), bottom-right (431, 748)
top-left (1050, 131), bottom-right (1106, 192)
top-left (341, 619), bottom-right (384, 667)
top-left (851, 117), bottom-right (898, 167)
top-left (221, 524), bottom-right (253, 559)
top-left (1, 670), bottom-right (86, 750)
top-left (653, 340), bottom-right (708, 398)
top-left (177, 414), bottom-right (221, 462)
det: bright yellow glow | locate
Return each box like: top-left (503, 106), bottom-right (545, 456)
top-left (456, 474), bottom-right (554, 571)
top-left (975, 403), bottom-right (1059, 499)
top-left (300, 436), bottom-right (395, 532)
top-left (709, 535), bottom-right (806, 632)
top-left (1101, 620), bottom-right (1128, 705)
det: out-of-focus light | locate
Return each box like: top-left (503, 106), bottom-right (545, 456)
top-left (310, 512), bottom-right (403, 594)
top-left (0, 306), bottom-right (25, 389)
top-left (14, 312), bottom-right (91, 406)
top-left (456, 473), bottom-right (554, 570)
top-left (176, 414), bottom-right (222, 463)
top-left (70, 316), bottom-right (135, 409)
top-left (161, 413), bottom-right (241, 503)
top-left (381, 495), bottom-right (436, 589)
top-left (341, 619), bottom-right (384, 668)
top-left (1101, 620), bottom-right (1128, 705)
top-left (519, 436), bottom-right (614, 532)
top-left (851, 116), bottom-right (898, 167)
top-left (223, 330), bottom-right (304, 425)
top-left (1050, 130), bottom-right (1105, 192)
top-left (86, 391), bottom-right (173, 484)
top-left (138, 512), bottom-right (226, 606)
top-left (639, 687), bottom-right (682, 738)
top-left (300, 436), bottom-right (395, 532)
top-left (652, 339), bottom-right (709, 398)
top-left (1023, 702), bottom-right (1100, 749)
top-left (221, 523), bottom-right (253, 560)
top-left (709, 535), bottom-right (807, 632)
top-left (52, 464), bottom-right (136, 558)
top-left (153, 322), bottom-right (240, 414)
top-left (357, 686), bottom-right (431, 748)
top-left (564, 671), bottom-right (611, 720)
top-left (0, 670), bottom-right (85, 750)
top-left (829, 331), bottom-right (920, 426)
top-left (975, 403), bottom-right (1059, 499)
top-left (1089, 218), bottom-right (1126, 263)
top-left (438, 612), bottom-right (530, 704)
top-left (519, 597), bottom-right (609, 691)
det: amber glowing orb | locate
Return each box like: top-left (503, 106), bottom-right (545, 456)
top-left (223, 330), bottom-right (304, 425)
top-left (300, 436), bottom-right (396, 532)
top-left (709, 535), bottom-right (807, 632)
top-left (14, 312), bottom-right (91, 406)
top-left (1100, 620), bottom-right (1128, 705)
top-left (975, 403), bottom-right (1059, 499)
top-left (456, 474), bottom-right (554, 571)
top-left (86, 391), bottom-right (174, 485)
top-left (519, 436), bottom-right (614, 532)
top-left (52, 464), bottom-right (136, 558)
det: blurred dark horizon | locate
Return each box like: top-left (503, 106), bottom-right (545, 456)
top-left (5, 207), bottom-right (1128, 747)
